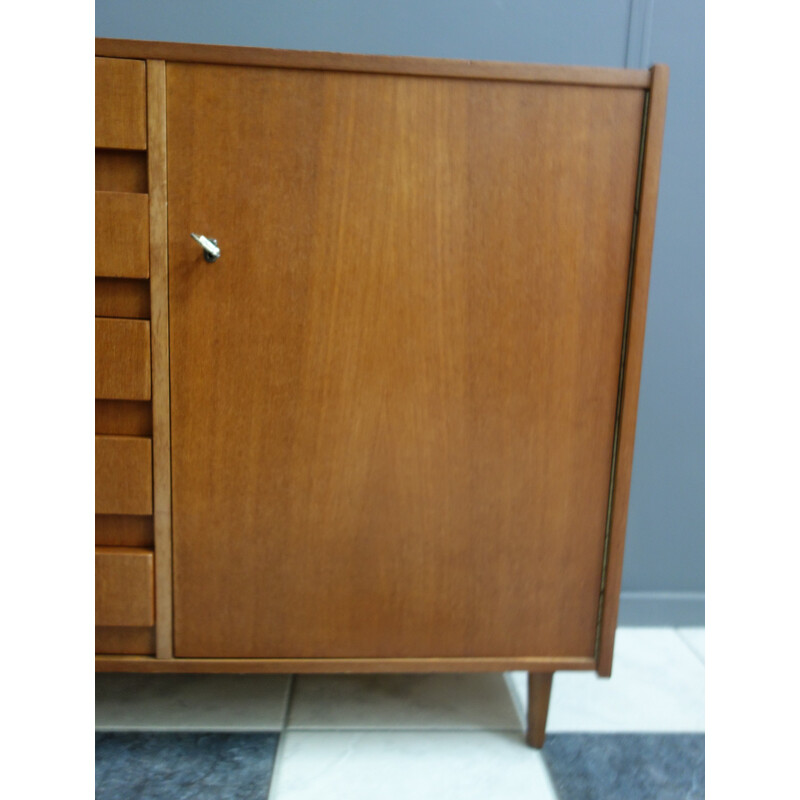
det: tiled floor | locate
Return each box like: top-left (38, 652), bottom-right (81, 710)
top-left (96, 627), bottom-right (705, 799)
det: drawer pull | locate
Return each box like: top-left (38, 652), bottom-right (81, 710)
top-left (191, 232), bottom-right (221, 262)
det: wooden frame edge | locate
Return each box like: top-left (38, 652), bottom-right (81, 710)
top-left (96, 655), bottom-right (596, 673)
top-left (596, 64), bottom-right (670, 677)
top-left (147, 60), bottom-right (174, 659)
top-left (96, 38), bottom-right (650, 88)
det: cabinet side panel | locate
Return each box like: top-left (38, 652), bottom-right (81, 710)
top-left (167, 64), bottom-right (645, 659)
top-left (596, 66), bottom-right (670, 676)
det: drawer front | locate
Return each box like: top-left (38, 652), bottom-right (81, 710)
top-left (96, 191), bottom-right (150, 279)
top-left (95, 547), bottom-right (154, 627)
top-left (95, 435), bottom-right (153, 515)
top-left (96, 626), bottom-right (155, 655)
top-left (95, 57), bottom-right (147, 150)
top-left (96, 317), bottom-right (151, 401)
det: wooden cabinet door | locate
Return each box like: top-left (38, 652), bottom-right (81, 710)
top-left (167, 62), bottom-right (645, 659)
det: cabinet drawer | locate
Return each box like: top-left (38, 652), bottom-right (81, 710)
top-left (96, 318), bottom-right (151, 401)
top-left (95, 435), bottom-right (152, 515)
top-left (95, 57), bottom-right (147, 150)
top-left (95, 191), bottom-right (149, 279)
top-left (96, 626), bottom-right (155, 655)
top-left (95, 547), bottom-right (154, 627)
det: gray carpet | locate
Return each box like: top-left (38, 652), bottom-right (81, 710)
top-left (542, 734), bottom-right (705, 800)
top-left (95, 733), bottom-right (279, 800)
top-left (95, 731), bottom-right (705, 798)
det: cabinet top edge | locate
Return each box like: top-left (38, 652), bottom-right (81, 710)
top-left (95, 38), bottom-right (655, 89)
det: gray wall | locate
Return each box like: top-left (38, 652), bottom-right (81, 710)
top-left (97, 0), bottom-right (704, 625)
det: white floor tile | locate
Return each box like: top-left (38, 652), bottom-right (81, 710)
top-left (95, 674), bottom-right (291, 731)
top-left (269, 731), bottom-right (558, 800)
top-left (287, 673), bottom-right (521, 731)
top-left (509, 627), bottom-right (705, 732)
top-left (676, 627), bottom-right (705, 663)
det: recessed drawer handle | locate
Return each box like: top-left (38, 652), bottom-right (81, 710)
top-left (191, 232), bottom-right (221, 262)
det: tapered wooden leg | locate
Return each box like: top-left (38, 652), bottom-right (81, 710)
top-left (526, 672), bottom-right (553, 748)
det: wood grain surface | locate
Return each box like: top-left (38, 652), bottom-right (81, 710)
top-left (96, 626), bottom-right (155, 655)
top-left (526, 672), bottom-right (554, 748)
top-left (96, 38), bottom-right (650, 88)
top-left (146, 59), bottom-right (175, 659)
top-left (95, 318), bottom-right (151, 401)
top-left (95, 191), bottom-right (150, 279)
top-left (95, 547), bottom-right (155, 627)
top-left (596, 65), bottom-right (670, 676)
top-left (95, 655), bottom-right (595, 673)
top-left (167, 63), bottom-right (645, 659)
top-left (95, 150), bottom-right (148, 193)
top-left (95, 514), bottom-right (154, 548)
top-left (95, 435), bottom-right (153, 515)
top-left (95, 57), bottom-right (147, 150)
top-left (95, 278), bottom-right (150, 319)
top-left (95, 400), bottom-right (152, 436)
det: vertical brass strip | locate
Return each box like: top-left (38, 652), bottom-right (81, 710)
top-left (594, 90), bottom-right (651, 658)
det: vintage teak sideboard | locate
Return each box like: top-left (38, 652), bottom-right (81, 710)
top-left (94, 38), bottom-right (668, 747)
